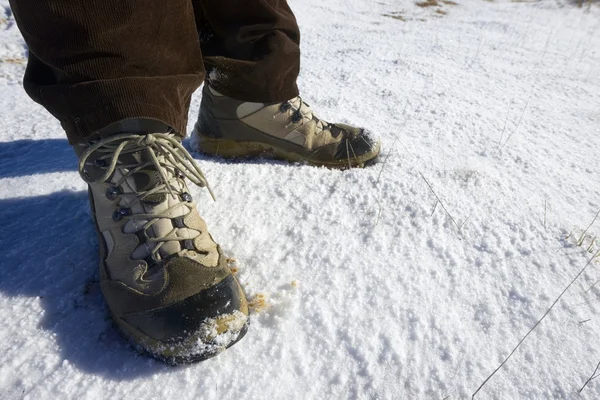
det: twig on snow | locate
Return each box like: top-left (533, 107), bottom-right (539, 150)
top-left (472, 249), bottom-right (600, 399)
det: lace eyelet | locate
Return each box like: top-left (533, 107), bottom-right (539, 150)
top-left (280, 102), bottom-right (292, 113)
top-left (105, 187), bottom-right (121, 200)
top-left (113, 208), bottom-right (131, 222)
top-left (292, 112), bottom-right (302, 123)
top-left (182, 192), bottom-right (193, 202)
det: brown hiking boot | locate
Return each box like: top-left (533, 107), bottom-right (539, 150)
top-left (76, 124), bottom-right (248, 364)
top-left (193, 86), bottom-right (380, 168)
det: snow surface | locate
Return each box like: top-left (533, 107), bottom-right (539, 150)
top-left (1, 0), bottom-right (600, 399)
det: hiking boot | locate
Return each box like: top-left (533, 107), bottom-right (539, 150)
top-left (76, 124), bottom-right (248, 364)
top-left (193, 86), bottom-right (381, 168)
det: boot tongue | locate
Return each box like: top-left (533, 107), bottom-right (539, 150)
top-left (120, 149), bottom-right (166, 205)
top-left (130, 169), bottom-right (166, 205)
top-left (117, 150), bottom-right (187, 261)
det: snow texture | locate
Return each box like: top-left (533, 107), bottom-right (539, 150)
top-left (1, 0), bottom-right (600, 399)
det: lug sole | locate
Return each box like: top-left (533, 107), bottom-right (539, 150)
top-left (194, 131), bottom-right (381, 169)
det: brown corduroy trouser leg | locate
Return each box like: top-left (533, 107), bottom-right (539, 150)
top-left (8, 0), bottom-right (301, 143)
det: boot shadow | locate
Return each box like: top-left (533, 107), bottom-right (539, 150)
top-left (0, 139), bottom-right (77, 179)
top-left (0, 190), bottom-right (169, 380)
top-left (0, 137), bottom-right (292, 181)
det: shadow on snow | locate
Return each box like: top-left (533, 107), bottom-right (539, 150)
top-left (0, 137), bottom-right (279, 381)
top-left (0, 137), bottom-right (303, 381)
top-left (0, 190), bottom-right (172, 380)
top-left (0, 139), bottom-right (76, 179)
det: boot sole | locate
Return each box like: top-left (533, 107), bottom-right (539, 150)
top-left (193, 132), bottom-right (381, 169)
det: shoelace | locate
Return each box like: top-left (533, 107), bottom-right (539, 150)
top-left (279, 97), bottom-right (312, 128)
top-left (280, 97), bottom-right (343, 137)
top-left (78, 133), bottom-right (214, 261)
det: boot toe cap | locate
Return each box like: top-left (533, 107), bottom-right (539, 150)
top-left (334, 128), bottom-right (381, 163)
top-left (119, 274), bottom-right (249, 364)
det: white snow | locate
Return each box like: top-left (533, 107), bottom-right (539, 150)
top-left (1, 0), bottom-right (600, 399)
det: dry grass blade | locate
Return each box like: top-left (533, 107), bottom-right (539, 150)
top-left (371, 87), bottom-right (413, 227)
top-left (579, 360), bottom-right (600, 393)
top-left (498, 99), bottom-right (513, 146)
top-left (585, 278), bottom-right (600, 293)
top-left (498, 29), bottom-right (552, 152)
top-left (416, 0), bottom-right (440, 7)
top-left (420, 172), bottom-right (463, 233)
top-left (577, 209), bottom-right (600, 246)
top-left (544, 199), bottom-right (547, 230)
top-left (345, 139), bottom-right (352, 170)
top-left (430, 200), bottom-right (439, 217)
top-left (472, 249), bottom-right (600, 399)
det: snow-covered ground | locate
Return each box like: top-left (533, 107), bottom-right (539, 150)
top-left (1, 0), bottom-right (600, 398)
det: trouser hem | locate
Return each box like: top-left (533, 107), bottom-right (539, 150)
top-left (29, 75), bottom-right (202, 143)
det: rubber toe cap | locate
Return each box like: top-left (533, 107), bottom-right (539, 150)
top-left (121, 274), bottom-right (248, 344)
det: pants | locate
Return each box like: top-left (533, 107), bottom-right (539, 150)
top-left (8, 0), bottom-right (301, 143)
